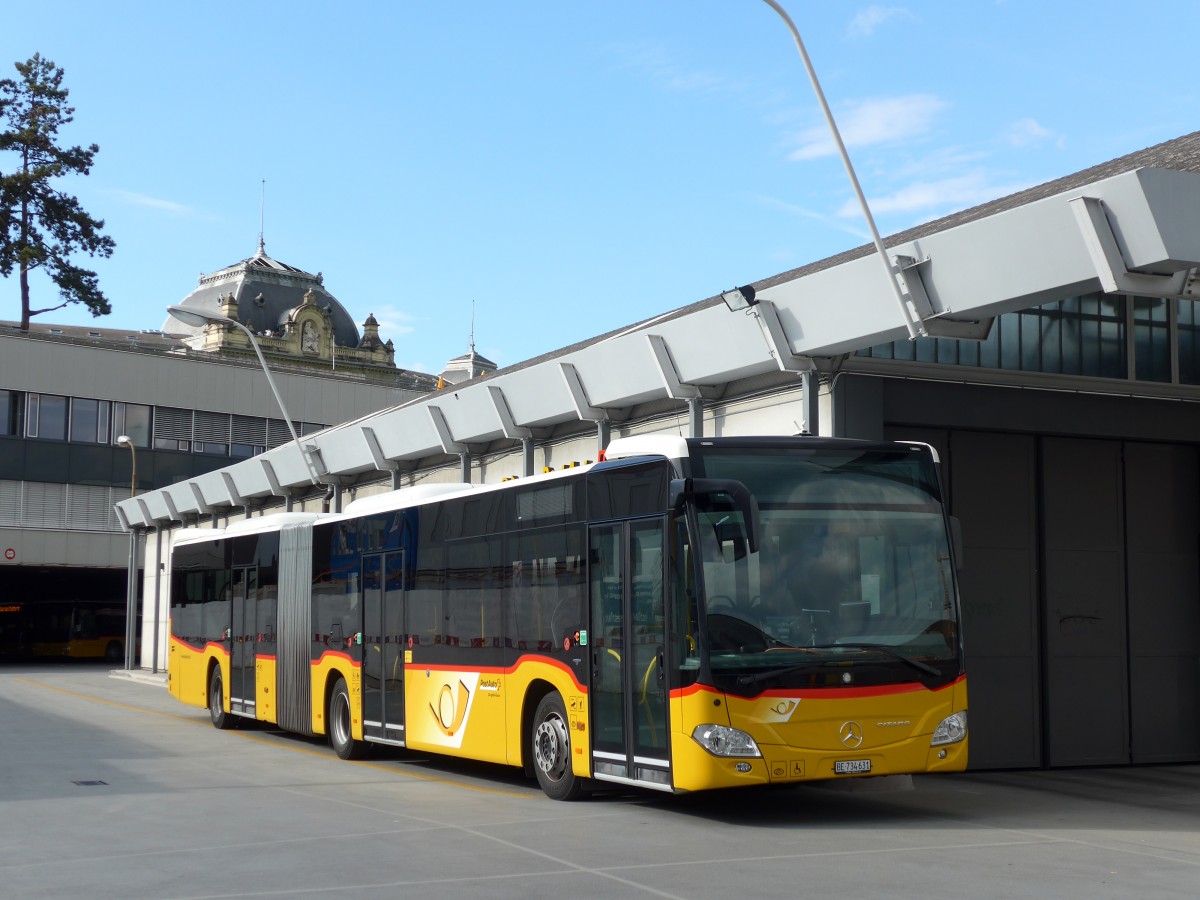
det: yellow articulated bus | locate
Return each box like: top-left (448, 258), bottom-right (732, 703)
top-left (167, 435), bottom-right (967, 799)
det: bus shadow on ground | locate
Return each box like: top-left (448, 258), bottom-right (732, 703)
top-left (215, 717), bottom-right (1200, 831)
top-left (658, 765), bottom-right (1200, 832)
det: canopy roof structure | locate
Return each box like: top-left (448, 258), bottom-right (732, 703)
top-left (116, 136), bottom-right (1200, 532)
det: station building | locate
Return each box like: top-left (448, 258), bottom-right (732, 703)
top-left (116, 132), bottom-right (1200, 772)
top-left (0, 242), bottom-right (436, 663)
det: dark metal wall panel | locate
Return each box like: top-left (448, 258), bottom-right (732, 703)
top-left (886, 425), bottom-right (1042, 770)
top-left (1041, 438), bottom-right (1130, 766)
top-left (1124, 442), bottom-right (1200, 763)
top-left (883, 378), bottom-right (1200, 771)
top-left (952, 431), bottom-right (1041, 769)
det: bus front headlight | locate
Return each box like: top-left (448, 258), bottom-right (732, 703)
top-left (692, 724), bottom-right (762, 757)
top-left (931, 711), bottom-right (967, 746)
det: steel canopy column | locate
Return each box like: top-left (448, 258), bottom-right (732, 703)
top-left (124, 527), bottom-right (139, 670)
top-left (800, 369), bottom-right (819, 435)
top-left (522, 437), bottom-right (535, 478)
top-left (152, 526), bottom-right (164, 674)
top-left (689, 397), bottom-right (704, 438)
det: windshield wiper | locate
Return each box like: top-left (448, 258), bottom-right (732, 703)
top-left (734, 644), bottom-right (941, 686)
top-left (735, 660), bottom-right (824, 686)
top-left (826, 643), bottom-right (941, 677)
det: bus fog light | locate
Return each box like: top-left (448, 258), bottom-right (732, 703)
top-left (735, 762), bottom-right (752, 773)
top-left (692, 724), bottom-right (762, 758)
top-left (931, 711), bottom-right (967, 746)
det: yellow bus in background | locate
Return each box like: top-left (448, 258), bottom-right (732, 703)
top-left (0, 599), bottom-right (126, 662)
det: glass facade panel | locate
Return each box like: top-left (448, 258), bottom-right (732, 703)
top-left (1134, 296), bottom-right (1171, 383)
top-left (977, 319), bottom-right (1000, 369)
top-left (1020, 312), bottom-right (1041, 371)
top-left (1058, 299), bottom-right (1081, 375)
top-left (857, 292), bottom-right (1143, 382)
top-left (999, 315), bottom-right (1021, 369)
top-left (1179, 299), bottom-right (1200, 385)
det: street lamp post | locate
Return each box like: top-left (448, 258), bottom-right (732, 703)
top-left (165, 304), bottom-right (317, 483)
top-left (115, 431), bottom-right (141, 668)
top-left (116, 434), bottom-right (137, 496)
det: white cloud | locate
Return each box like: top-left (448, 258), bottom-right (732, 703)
top-left (848, 6), bottom-right (913, 38)
top-left (1003, 117), bottom-right (1064, 149)
top-left (606, 41), bottom-right (733, 94)
top-left (107, 189), bottom-right (196, 215)
top-left (835, 171), bottom-right (1032, 219)
top-left (788, 94), bottom-right (948, 160)
top-left (754, 194), bottom-right (871, 241)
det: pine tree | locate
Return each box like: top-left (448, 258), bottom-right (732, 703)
top-left (0, 53), bottom-right (115, 330)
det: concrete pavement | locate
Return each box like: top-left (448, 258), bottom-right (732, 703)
top-left (0, 662), bottom-right (1196, 899)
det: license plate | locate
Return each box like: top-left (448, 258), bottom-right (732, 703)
top-left (835, 759), bottom-right (871, 774)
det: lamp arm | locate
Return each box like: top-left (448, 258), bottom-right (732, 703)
top-left (230, 319), bottom-right (302, 446)
top-left (759, 0), bottom-right (921, 339)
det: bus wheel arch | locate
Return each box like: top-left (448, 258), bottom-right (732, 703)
top-left (208, 660), bottom-right (234, 730)
top-left (521, 681), bottom-right (556, 778)
top-left (327, 674), bottom-right (368, 760)
top-left (530, 689), bottom-right (585, 801)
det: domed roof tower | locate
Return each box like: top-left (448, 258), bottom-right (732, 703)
top-left (164, 239), bottom-right (360, 347)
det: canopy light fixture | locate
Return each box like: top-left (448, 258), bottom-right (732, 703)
top-left (721, 285), bottom-right (758, 311)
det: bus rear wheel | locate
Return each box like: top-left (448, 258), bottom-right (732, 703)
top-left (532, 692), bottom-right (583, 801)
top-left (209, 666), bottom-right (234, 730)
top-left (328, 677), bottom-right (368, 760)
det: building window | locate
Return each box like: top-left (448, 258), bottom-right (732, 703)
top-left (0, 391), bottom-right (23, 437)
top-left (69, 398), bottom-right (110, 444)
top-left (153, 406), bottom-right (193, 451)
top-left (26, 393), bottom-right (68, 440)
top-left (112, 402), bottom-right (152, 448)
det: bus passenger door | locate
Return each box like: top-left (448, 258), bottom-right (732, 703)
top-left (363, 551), bottom-right (407, 744)
top-left (589, 519), bottom-right (671, 790)
top-left (230, 565), bottom-right (257, 716)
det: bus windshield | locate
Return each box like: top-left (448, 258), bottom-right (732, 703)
top-left (687, 443), bottom-right (959, 687)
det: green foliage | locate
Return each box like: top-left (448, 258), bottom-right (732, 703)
top-left (0, 53), bottom-right (115, 329)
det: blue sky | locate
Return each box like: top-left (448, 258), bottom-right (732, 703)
top-left (2, 1), bottom-right (1196, 375)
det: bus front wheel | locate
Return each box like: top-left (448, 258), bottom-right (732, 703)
top-left (532, 692), bottom-right (584, 801)
top-left (208, 666), bottom-right (234, 730)
top-left (328, 677), bottom-right (368, 760)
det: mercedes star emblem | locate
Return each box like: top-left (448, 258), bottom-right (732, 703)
top-left (839, 720), bottom-right (864, 749)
